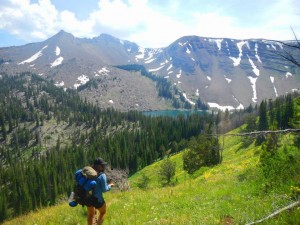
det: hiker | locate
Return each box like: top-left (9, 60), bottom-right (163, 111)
top-left (87, 157), bottom-right (114, 225)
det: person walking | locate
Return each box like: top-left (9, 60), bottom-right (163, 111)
top-left (87, 157), bottom-right (114, 225)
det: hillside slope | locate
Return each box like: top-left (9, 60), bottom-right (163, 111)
top-left (4, 128), bottom-right (300, 225)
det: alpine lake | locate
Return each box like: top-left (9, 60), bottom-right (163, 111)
top-left (141, 109), bottom-right (210, 117)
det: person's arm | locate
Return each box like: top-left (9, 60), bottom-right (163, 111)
top-left (99, 173), bottom-right (112, 192)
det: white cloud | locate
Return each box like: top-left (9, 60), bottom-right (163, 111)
top-left (0, 0), bottom-right (58, 40)
top-left (0, 0), bottom-right (299, 47)
top-left (59, 10), bottom-right (94, 36)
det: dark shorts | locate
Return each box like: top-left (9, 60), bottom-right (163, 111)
top-left (86, 196), bottom-right (105, 209)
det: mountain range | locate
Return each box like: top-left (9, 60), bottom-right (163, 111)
top-left (0, 30), bottom-right (299, 111)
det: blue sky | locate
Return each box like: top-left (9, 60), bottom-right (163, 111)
top-left (0, 0), bottom-right (299, 48)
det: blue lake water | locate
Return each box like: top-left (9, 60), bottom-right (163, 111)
top-left (142, 110), bottom-right (209, 117)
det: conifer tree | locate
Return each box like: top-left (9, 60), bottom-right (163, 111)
top-left (256, 100), bottom-right (268, 145)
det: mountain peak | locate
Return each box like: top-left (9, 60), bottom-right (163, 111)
top-left (51, 30), bottom-right (75, 41)
top-left (97, 33), bottom-right (120, 42)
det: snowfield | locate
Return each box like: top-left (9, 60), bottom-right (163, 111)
top-left (248, 76), bottom-right (258, 103)
top-left (55, 46), bottom-right (61, 56)
top-left (229, 41), bottom-right (248, 67)
top-left (248, 56), bottom-right (260, 76)
top-left (19, 45), bottom-right (48, 64)
top-left (149, 65), bottom-right (165, 72)
top-left (74, 75), bottom-right (89, 89)
top-left (51, 57), bottom-right (64, 68)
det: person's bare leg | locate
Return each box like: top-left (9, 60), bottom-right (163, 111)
top-left (97, 203), bottom-right (107, 225)
top-left (87, 206), bottom-right (95, 225)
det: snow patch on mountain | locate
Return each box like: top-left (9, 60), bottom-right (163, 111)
top-left (182, 93), bottom-right (195, 105)
top-left (276, 42), bottom-right (284, 49)
top-left (248, 76), bottom-right (258, 103)
top-left (214, 39), bottom-right (223, 51)
top-left (270, 76), bottom-right (278, 97)
top-left (208, 102), bottom-right (235, 111)
top-left (144, 54), bottom-right (153, 61)
top-left (186, 47), bottom-right (191, 54)
top-left (191, 57), bottom-right (195, 61)
top-left (178, 41), bottom-right (188, 46)
top-left (224, 75), bottom-right (232, 83)
top-left (160, 60), bottom-right (169, 66)
top-left (149, 65), bottom-right (165, 72)
top-left (95, 67), bottom-right (110, 76)
top-left (164, 76), bottom-right (169, 79)
top-left (248, 56), bottom-right (260, 76)
top-left (145, 58), bottom-right (155, 64)
top-left (108, 100), bottom-right (114, 104)
top-left (55, 46), bottom-right (61, 56)
top-left (19, 45), bottom-right (48, 64)
top-left (255, 43), bottom-right (262, 63)
top-left (74, 75), bottom-right (89, 89)
top-left (207, 76), bottom-right (211, 81)
top-left (55, 81), bottom-right (64, 87)
top-left (195, 89), bottom-right (199, 96)
top-left (236, 104), bottom-right (244, 110)
top-left (50, 56), bottom-right (63, 68)
top-left (246, 41), bottom-right (250, 49)
top-left (286, 72), bottom-right (293, 78)
top-left (168, 71), bottom-right (173, 74)
top-left (229, 41), bottom-right (248, 67)
top-left (135, 47), bottom-right (145, 60)
top-left (167, 64), bottom-right (173, 71)
top-left (144, 49), bottom-right (160, 62)
top-left (271, 44), bottom-right (276, 50)
top-left (176, 70), bottom-right (182, 78)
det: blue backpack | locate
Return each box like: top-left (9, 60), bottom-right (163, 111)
top-left (70, 166), bottom-right (97, 207)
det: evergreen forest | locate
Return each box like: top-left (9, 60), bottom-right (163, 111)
top-left (0, 72), bottom-right (299, 223)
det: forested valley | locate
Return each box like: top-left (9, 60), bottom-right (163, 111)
top-left (0, 72), bottom-right (219, 221)
top-left (0, 72), bottom-right (299, 222)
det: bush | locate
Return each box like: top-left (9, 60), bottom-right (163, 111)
top-left (158, 158), bottom-right (176, 186)
top-left (136, 173), bottom-right (150, 189)
top-left (183, 135), bottom-right (220, 175)
top-left (259, 135), bottom-right (300, 188)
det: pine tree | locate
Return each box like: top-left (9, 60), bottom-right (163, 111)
top-left (256, 100), bottom-right (268, 145)
top-left (258, 100), bottom-right (268, 131)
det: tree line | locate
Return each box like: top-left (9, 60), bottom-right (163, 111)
top-left (116, 64), bottom-right (209, 110)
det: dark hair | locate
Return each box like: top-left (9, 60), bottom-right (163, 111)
top-left (93, 157), bottom-right (108, 166)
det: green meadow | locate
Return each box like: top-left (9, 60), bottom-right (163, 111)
top-left (4, 127), bottom-right (300, 225)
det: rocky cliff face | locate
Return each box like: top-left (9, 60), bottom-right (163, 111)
top-left (139, 36), bottom-right (300, 109)
top-left (0, 30), bottom-right (299, 111)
